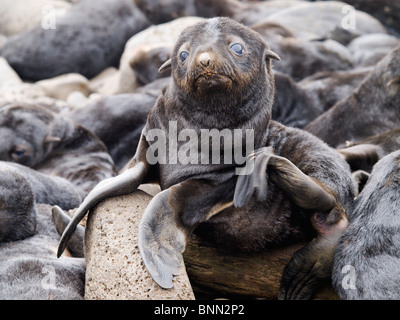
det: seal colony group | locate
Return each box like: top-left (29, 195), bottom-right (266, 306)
top-left (57, 17), bottom-right (356, 300)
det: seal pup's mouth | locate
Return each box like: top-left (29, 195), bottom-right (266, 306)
top-left (195, 69), bottom-right (218, 80)
top-left (193, 69), bottom-right (234, 91)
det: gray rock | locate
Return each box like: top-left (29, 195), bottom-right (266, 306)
top-left (36, 73), bottom-right (90, 101)
top-left (84, 190), bottom-right (195, 300)
top-left (0, 0), bottom-right (70, 36)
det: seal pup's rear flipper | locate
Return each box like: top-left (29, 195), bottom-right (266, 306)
top-left (52, 206), bottom-right (85, 258)
top-left (234, 147), bottom-right (336, 212)
top-left (139, 179), bottom-right (235, 289)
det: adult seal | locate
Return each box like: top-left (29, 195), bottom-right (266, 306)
top-left (57, 17), bottom-right (355, 299)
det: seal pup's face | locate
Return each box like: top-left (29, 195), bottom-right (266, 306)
top-left (160, 17), bottom-right (280, 97)
top-left (129, 43), bottom-right (172, 86)
top-left (0, 104), bottom-right (62, 167)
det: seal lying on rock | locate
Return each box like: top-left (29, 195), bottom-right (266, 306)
top-left (0, 103), bottom-right (116, 197)
top-left (332, 150), bottom-right (400, 299)
top-left (57, 17), bottom-right (355, 299)
top-left (0, 161), bottom-right (81, 243)
top-left (1, 0), bottom-right (150, 81)
top-left (305, 45), bottom-right (400, 148)
top-left (0, 204), bottom-right (85, 299)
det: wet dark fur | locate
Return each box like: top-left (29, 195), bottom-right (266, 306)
top-left (272, 71), bottom-right (320, 128)
top-left (0, 204), bottom-right (85, 299)
top-left (129, 45), bottom-right (172, 86)
top-left (134, 0), bottom-right (197, 24)
top-left (145, 17), bottom-right (355, 251)
top-left (333, 151), bottom-right (400, 299)
top-left (196, 121), bottom-right (355, 251)
top-left (1, 0), bottom-right (150, 81)
top-left (0, 162), bottom-right (81, 242)
top-left (68, 79), bottom-right (169, 171)
top-left (306, 45), bottom-right (400, 148)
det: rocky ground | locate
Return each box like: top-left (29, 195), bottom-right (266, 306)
top-left (0, 0), bottom-right (399, 300)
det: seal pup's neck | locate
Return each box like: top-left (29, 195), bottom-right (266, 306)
top-left (165, 79), bottom-right (272, 130)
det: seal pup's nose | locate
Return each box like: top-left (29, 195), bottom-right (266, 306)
top-left (199, 52), bottom-right (211, 67)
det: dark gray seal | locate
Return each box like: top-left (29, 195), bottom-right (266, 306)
top-left (0, 103), bottom-right (116, 197)
top-left (305, 45), bottom-right (400, 148)
top-left (0, 203), bottom-right (85, 299)
top-left (0, 161), bottom-right (81, 243)
top-left (332, 150), bottom-right (400, 299)
top-left (68, 78), bottom-right (170, 171)
top-left (1, 0), bottom-right (150, 81)
top-left (57, 17), bottom-right (355, 300)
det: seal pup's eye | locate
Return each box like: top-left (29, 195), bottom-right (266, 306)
top-left (180, 51), bottom-right (189, 62)
top-left (10, 147), bottom-right (26, 162)
top-left (230, 43), bottom-right (243, 56)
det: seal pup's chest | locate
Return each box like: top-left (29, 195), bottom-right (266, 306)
top-left (147, 116), bottom-right (262, 189)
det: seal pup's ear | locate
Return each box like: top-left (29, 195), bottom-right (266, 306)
top-left (159, 59), bottom-right (172, 73)
top-left (265, 49), bottom-right (281, 61)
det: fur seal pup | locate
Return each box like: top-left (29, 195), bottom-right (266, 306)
top-left (0, 103), bottom-right (116, 197)
top-left (332, 150), bottom-right (400, 299)
top-left (57, 17), bottom-right (355, 299)
top-left (0, 161), bottom-right (81, 243)
top-left (0, 204), bottom-right (85, 299)
top-left (305, 45), bottom-right (400, 148)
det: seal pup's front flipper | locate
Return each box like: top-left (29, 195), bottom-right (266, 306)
top-left (57, 133), bottom-right (153, 258)
top-left (139, 179), bottom-right (235, 289)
